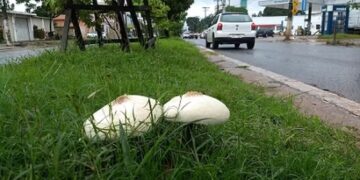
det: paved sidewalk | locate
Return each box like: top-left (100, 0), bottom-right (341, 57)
top-left (0, 44), bottom-right (14, 51)
top-left (0, 47), bottom-right (55, 64)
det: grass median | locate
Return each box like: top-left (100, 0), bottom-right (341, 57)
top-left (319, 33), bottom-right (360, 40)
top-left (1, 39), bottom-right (360, 178)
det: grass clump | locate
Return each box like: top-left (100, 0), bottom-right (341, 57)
top-left (1, 39), bottom-right (360, 178)
top-left (319, 33), bottom-right (360, 40)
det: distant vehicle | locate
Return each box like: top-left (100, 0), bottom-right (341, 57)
top-left (192, 33), bottom-right (200, 39)
top-left (256, 29), bottom-right (274, 38)
top-left (182, 32), bottom-right (191, 39)
top-left (87, 32), bottom-right (106, 39)
top-left (182, 32), bottom-right (199, 39)
top-left (205, 12), bottom-right (256, 49)
top-left (200, 30), bottom-right (208, 39)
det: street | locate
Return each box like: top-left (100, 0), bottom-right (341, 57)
top-left (0, 47), bottom-right (53, 64)
top-left (188, 38), bottom-right (360, 103)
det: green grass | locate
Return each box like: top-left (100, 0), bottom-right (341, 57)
top-left (319, 33), bottom-right (360, 40)
top-left (1, 39), bottom-right (360, 179)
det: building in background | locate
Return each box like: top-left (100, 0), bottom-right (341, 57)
top-left (240, 0), bottom-right (247, 8)
top-left (53, 15), bottom-right (90, 39)
top-left (321, 0), bottom-right (360, 34)
top-left (53, 13), bottom-right (137, 40)
top-left (0, 11), bottom-right (53, 42)
top-left (258, 0), bottom-right (360, 34)
top-left (252, 14), bottom-right (322, 34)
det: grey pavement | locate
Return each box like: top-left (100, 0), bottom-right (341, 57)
top-left (0, 47), bottom-right (54, 64)
top-left (188, 38), bottom-right (360, 103)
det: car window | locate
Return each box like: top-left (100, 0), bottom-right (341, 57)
top-left (220, 14), bottom-right (252, 22)
top-left (211, 15), bottom-right (219, 26)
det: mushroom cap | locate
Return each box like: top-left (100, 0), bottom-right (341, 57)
top-left (84, 95), bottom-right (163, 140)
top-left (163, 92), bottom-right (230, 125)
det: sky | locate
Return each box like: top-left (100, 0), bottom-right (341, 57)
top-left (187, 0), bottom-right (265, 18)
top-left (9, 0), bottom-right (41, 12)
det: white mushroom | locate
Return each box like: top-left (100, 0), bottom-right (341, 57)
top-left (163, 91), bottom-right (230, 125)
top-left (84, 95), bottom-right (163, 140)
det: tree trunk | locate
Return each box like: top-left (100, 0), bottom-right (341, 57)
top-left (1, 0), bottom-right (12, 46)
top-left (93, 0), bottom-right (103, 47)
top-left (71, 9), bottom-right (85, 51)
top-left (285, 0), bottom-right (293, 40)
top-left (113, 0), bottom-right (130, 52)
top-left (49, 13), bottom-right (53, 32)
top-left (126, 0), bottom-right (145, 46)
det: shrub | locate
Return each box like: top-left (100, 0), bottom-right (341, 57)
top-left (33, 26), bottom-right (45, 39)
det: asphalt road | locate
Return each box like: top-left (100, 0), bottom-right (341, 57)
top-left (188, 38), bottom-right (360, 103)
top-left (0, 47), bottom-right (53, 64)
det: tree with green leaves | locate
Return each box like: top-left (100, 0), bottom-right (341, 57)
top-left (348, 1), bottom-right (359, 9)
top-left (225, 6), bottom-right (248, 14)
top-left (145, 0), bottom-right (170, 36)
top-left (200, 14), bottom-right (213, 31)
top-left (186, 16), bottom-right (200, 32)
top-left (263, 7), bottom-right (288, 16)
top-left (1, 0), bottom-right (14, 45)
top-left (162, 0), bottom-right (193, 36)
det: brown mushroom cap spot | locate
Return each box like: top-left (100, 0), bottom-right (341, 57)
top-left (184, 91), bottom-right (203, 97)
top-left (114, 95), bottom-right (129, 104)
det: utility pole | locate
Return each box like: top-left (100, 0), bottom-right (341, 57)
top-left (202, 7), bottom-right (210, 18)
top-left (285, 0), bottom-right (293, 40)
top-left (222, 0), bottom-right (226, 12)
top-left (216, 0), bottom-right (219, 14)
top-left (307, 3), bottom-right (312, 35)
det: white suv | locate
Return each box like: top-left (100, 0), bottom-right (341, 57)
top-left (205, 13), bottom-right (256, 49)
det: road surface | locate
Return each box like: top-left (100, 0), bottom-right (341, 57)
top-left (0, 47), bottom-right (53, 64)
top-left (188, 38), bottom-right (360, 103)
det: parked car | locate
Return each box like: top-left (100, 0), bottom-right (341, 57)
top-left (182, 32), bottom-right (199, 39)
top-left (182, 32), bottom-right (191, 39)
top-left (87, 32), bottom-right (106, 39)
top-left (192, 33), bottom-right (200, 39)
top-left (256, 29), bottom-right (274, 38)
top-left (200, 30), bottom-right (208, 39)
top-left (205, 12), bottom-right (256, 49)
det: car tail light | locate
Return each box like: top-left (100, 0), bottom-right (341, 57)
top-left (251, 23), bottom-right (256, 30)
top-left (217, 23), bottom-right (223, 31)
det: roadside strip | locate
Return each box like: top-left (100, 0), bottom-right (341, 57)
top-left (0, 46), bottom-right (14, 52)
top-left (198, 45), bottom-right (360, 131)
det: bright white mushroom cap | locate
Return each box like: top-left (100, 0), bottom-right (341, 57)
top-left (163, 91), bottom-right (230, 125)
top-left (84, 95), bottom-right (163, 140)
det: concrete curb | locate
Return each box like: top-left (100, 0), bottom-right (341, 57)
top-left (198, 46), bottom-right (360, 117)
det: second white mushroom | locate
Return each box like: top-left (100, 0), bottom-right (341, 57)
top-left (163, 91), bottom-right (230, 125)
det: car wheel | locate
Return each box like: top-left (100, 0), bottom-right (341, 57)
top-left (212, 42), bottom-right (219, 49)
top-left (247, 39), bottom-right (255, 50)
top-left (234, 43), bottom-right (240, 49)
top-left (205, 39), bottom-right (211, 48)
top-left (212, 34), bottom-right (219, 49)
